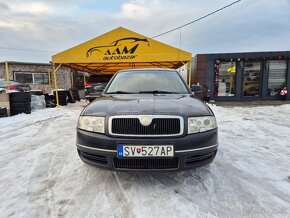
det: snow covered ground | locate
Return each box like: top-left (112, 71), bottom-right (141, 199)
top-left (0, 101), bottom-right (290, 218)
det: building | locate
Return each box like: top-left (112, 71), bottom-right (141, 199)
top-left (192, 51), bottom-right (290, 101)
top-left (0, 61), bottom-right (79, 93)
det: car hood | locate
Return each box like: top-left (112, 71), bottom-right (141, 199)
top-left (82, 94), bottom-right (213, 117)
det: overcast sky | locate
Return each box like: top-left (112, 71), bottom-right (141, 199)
top-left (0, 0), bottom-right (290, 63)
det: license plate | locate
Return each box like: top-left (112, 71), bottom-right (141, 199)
top-left (117, 145), bottom-right (174, 158)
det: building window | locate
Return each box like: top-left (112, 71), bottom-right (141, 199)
top-left (14, 72), bottom-right (49, 84)
top-left (14, 73), bottom-right (33, 83)
top-left (243, 62), bottom-right (261, 97)
top-left (215, 61), bottom-right (236, 96)
top-left (267, 60), bottom-right (287, 96)
top-left (34, 73), bottom-right (49, 84)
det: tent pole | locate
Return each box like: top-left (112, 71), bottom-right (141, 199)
top-left (48, 67), bottom-right (51, 92)
top-left (53, 63), bottom-right (62, 107)
top-left (5, 61), bottom-right (10, 90)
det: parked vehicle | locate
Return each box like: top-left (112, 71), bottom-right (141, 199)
top-left (191, 84), bottom-right (211, 102)
top-left (84, 75), bottom-right (112, 102)
top-left (0, 79), bottom-right (30, 92)
top-left (77, 68), bottom-right (218, 171)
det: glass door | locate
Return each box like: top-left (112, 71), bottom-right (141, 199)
top-left (215, 61), bottom-right (236, 97)
top-left (267, 60), bottom-right (287, 96)
top-left (243, 61), bottom-right (261, 97)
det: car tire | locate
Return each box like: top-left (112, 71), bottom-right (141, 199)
top-left (46, 102), bottom-right (56, 108)
top-left (9, 92), bottom-right (31, 101)
top-left (44, 94), bottom-right (56, 108)
top-left (65, 90), bottom-right (75, 103)
top-left (30, 90), bottom-right (44, 96)
top-left (71, 89), bottom-right (80, 101)
top-left (59, 101), bottom-right (67, 106)
top-left (10, 106), bottom-right (31, 115)
top-left (11, 107), bottom-right (31, 116)
top-left (10, 102), bottom-right (31, 108)
top-left (0, 107), bottom-right (8, 117)
top-left (58, 96), bottom-right (67, 105)
top-left (53, 90), bottom-right (67, 106)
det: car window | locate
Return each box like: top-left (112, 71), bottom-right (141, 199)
top-left (106, 70), bottom-right (189, 94)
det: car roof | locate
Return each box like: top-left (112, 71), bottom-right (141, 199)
top-left (117, 68), bottom-right (177, 73)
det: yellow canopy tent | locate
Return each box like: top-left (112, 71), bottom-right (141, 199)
top-left (51, 27), bottom-right (192, 106)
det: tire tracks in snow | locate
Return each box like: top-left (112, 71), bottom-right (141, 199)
top-left (53, 168), bottom-right (111, 217)
top-left (80, 171), bottom-right (135, 218)
top-left (13, 114), bottom-right (77, 217)
top-left (0, 115), bottom-right (63, 139)
top-left (106, 172), bottom-right (135, 217)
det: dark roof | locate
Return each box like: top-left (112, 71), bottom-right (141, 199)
top-left (118, 68), bottom-right (177, 72)
top-left (194, 50), bottom-right (290, 56)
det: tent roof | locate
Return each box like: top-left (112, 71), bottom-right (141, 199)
top-left (52, 27), bottom-right (192, 74)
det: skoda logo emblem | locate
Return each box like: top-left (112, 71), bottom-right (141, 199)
top-left (139, 116), bottom-right (152, 126)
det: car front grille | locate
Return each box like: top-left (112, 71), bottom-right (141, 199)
top-left (109, 115), bottom-right (183, 136)
top-left (113, 157), bottom-right (179, 170)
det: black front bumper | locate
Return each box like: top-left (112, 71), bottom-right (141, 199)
top-left (76, 129), bottom-right (218, 171)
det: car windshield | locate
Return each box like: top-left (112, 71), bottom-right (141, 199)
top-left (106, 70), bottom-right (189, 94)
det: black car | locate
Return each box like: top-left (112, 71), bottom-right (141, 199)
top-left (0, 79), bottom-right (30, 92)
top-left (84, 75), bottom-right (112, 102)
top-left (77, 68), bottom-right (218, 171)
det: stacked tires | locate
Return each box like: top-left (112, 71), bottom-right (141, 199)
top-left (65, 90), bottom-right (75, 103)
top-left (9, 92), bottom-right (31, 116)
top-left (53, 90), bottom-right (67, 106)
top-left (71, 89), bottom-right (80, 101)
top-left (30, 90), bottom-right (44, 96)
top-left (44, 94), bottom-right (56, 108)
top-left (0, 107), bottom-right (8, 118)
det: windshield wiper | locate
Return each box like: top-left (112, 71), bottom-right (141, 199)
top-left (138, 90), bottom-right (180, 94)
top-left (106, 91), bottom-right (136, 94)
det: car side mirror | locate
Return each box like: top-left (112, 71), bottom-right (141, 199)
top-left (191, 84), bottom-right (203, 93)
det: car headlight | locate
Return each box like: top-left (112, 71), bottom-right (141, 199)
top-left (188, 116), bottom-right (217, 134)
top-left (77, 116), bottom-right (105, 133)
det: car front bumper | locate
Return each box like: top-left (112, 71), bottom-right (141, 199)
top-left (76, 128), bottom-right (218, 171)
